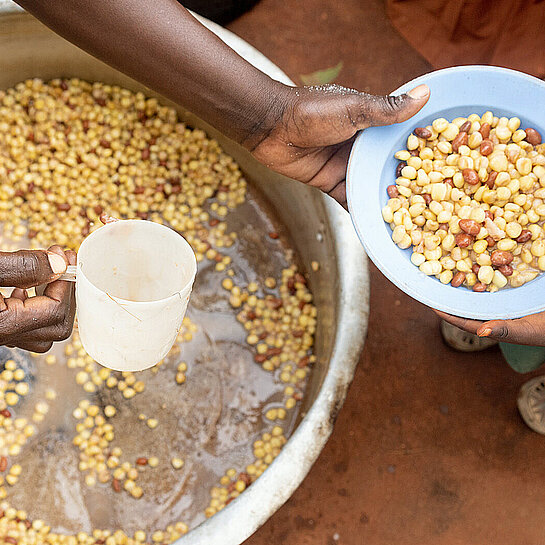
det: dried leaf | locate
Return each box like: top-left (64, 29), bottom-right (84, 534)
top-left (300, 61), bottom-right (343, 86)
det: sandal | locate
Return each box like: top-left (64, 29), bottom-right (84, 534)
top-left (440, 319), bottom-right (498, 352)
top-left (517, 376), bottom-right (545, 435)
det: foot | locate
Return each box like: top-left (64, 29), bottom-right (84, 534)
top-left (440, 319), bottom-right (498, 352)
top-left (517, 376), bottom-right (545, 435)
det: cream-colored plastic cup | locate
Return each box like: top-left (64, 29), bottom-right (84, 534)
top-left (76, 220), bottom-right (197, 372)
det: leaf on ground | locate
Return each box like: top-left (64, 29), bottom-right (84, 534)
top-left (300, 61), bottom-right (343, 86)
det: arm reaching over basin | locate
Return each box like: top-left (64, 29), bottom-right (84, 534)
top-left (14, 0), bottom-right (429, 207)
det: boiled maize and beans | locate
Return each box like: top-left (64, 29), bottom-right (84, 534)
top-left (0, 79), bottom-right (318, 543)
top-left (383, 112), bottom-right (545, 291)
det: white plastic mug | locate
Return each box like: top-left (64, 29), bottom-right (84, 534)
top-left (75, 220), bottom-right (197, 372)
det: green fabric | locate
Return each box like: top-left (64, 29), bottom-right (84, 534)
top-left (499, 342), bottom-right (545, 373)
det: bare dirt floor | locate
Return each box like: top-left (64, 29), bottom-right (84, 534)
top-left (227, 1), bottom-right (545, 544)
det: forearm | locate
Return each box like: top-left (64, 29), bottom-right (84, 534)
top-left (15, 0), bottom-right (289, 147)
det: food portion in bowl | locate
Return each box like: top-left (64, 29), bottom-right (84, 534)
top-left (382, 110), bottom-right (545, 292)
top-left (0, 79), bottom-right (318, 542)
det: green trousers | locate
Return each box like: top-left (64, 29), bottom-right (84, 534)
top-left (500, 343), bottom-right (545, 373)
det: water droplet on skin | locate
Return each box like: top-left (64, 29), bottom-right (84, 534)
top-left (305, 84), bottom-right (360, 96)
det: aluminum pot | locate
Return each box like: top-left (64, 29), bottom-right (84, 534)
top-left (0, 3), bottom-right (369, 544)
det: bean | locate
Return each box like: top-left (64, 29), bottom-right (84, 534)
top-left (395, 161), bottom-right (407, 177)
top-left (387, 185), bottom-right (399, 198)
top-left (486, 170), bottom-right (498, 189)
top-left (459, 120), bottom-right (472, 133)
top-left (462, 168), bottom-right (479, 185)
top-left (472, 263), bottom-right (481, 275)
top-left (498, 264), bottom-right (513, 276)
top-left (0, 456), bottom-right (7, 472)
top-left (525, 128), bottom-right (542, 145)
top-left (92, 205), bottom-right (103, 216)
top-left (459, 218), bottom-right (481, 236)
top-left (238, 472), bottom-right (252, 487)
top-left (486, 236), bottom-right (496, 248)
top-left (455, 233), bottom-right (474, 248)
top-left (480, 139), bottom-right (494, 156)
top-left (298, 355), bottom-right (311, 368)
top-left (479, 122), bottom-right (491, 139)
top-left (414, 127), bottom-right (432, 139)
top-left (516, 230), bottom-right (532, 243)
top-left (451, 271), bottom-right (466, 287)
top-left (490, 250), bottom-right (514, 266)
top-left (472, 282), bottom-right (487, 292)
top-left (422, 193), bottom-right (432, 205)
top-left (136, 457), bottom-right (148, 466)
top-left (452, 132), bottom-right (468, 153)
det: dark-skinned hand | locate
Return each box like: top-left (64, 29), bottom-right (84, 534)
top-left (436, 309), bottom-right (545, 347)
top-left (249, 84), bottom-right (430, 207)
top-left (0, 246), bottom-right (76, 353)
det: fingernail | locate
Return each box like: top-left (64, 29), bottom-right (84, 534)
top-left (47, 252), bottom-right (67, 274)
top-left (408, 84), bottom-right (429, 100)
top-left (478, 327), bottom-right (492, 337)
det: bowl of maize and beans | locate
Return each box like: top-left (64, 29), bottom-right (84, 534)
top-left (347, 65), bottom-right (545, 320)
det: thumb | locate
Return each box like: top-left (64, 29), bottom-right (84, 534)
top-left (476, 317), bottom-right (544, 346)
top-left (0, 249), bottom-right (67, 289)
top-left (349, 84), bottom-right (430, 130)
top-left (296, 84), bottom-right (430, 147)
top-left (477, 320), bottom-right (510, 339)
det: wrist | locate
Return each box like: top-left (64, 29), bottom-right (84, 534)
top-left (239, 79), bottom-right (293, 152)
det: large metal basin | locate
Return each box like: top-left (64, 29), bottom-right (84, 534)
top-left (0, 3), bottom-right (369, 544)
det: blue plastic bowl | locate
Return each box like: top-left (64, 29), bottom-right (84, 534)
top-left (347, 65), bottom-right (545, 320)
